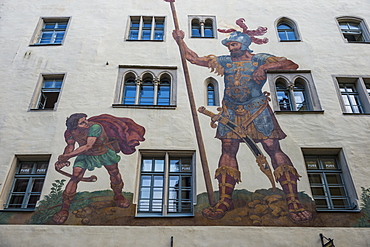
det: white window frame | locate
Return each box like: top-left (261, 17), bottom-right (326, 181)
top-left (135, 150), bottom-right (196, 217)
top-left (337, 16), bottom-right (370, 43)
top-left (126, 16), bottom-right (166, 41)
top-left (333, 76), bottom-right (370, 114)
top-left (302, 148), bottom-right (358, 212)
top-left (188, 15), bottom-right (217, 38)
top-left (275, 17), bottom-right (301, 42)
top-left (267, 70), bottom-right (323, 113)
top-left (0, 155), bottom-right (50, 211)
top-left (29, 74), bottom-right (65, 111)
top-left (30, 17), bottom-right (70, 46)
top-left (113, 65), bottom-right (177, 109)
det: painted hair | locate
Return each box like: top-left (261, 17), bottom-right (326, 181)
top-left (66, 113), bottom-right (88, 130)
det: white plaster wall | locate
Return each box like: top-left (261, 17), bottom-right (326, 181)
top-left (0, 0), bottom-right (370, 212)
top-left (0, 225), bottom-right (369, 247)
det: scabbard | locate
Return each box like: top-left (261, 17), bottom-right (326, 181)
top-left (198, 106), bottom-right (276, 190)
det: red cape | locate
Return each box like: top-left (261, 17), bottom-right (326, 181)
top-left (85, 114), bottom-right (145, 155)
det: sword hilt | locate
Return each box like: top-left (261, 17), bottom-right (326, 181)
top-left (198, 106), bottom-right (221, 128)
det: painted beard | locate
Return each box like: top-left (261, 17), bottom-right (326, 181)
top-left (230, 49), bottom-right (245, 58)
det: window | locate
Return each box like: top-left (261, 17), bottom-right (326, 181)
top-left (4, 157), bottom-right (49, 210)
top-left (337, 17), bottom-right (370, 43)
top-left (276, 18), bottom-right (300, 41)
top-left (302, 149), bottom-right (357, 211)
top-left (267, 71), bottom-right (322, 112)
top-left (189, 16), bottom-right (216, 38)
top-left (127, 16), bottom-right (165, 41)
top-left (205, 77), bottom-right (220, 106)
top-left (31, 17), bottom-right (70, 45)
top-left (335, 76), bottom-right (370, 114)
top-left (114, 66), bottom-right (177, 108)
top-left (30, 74), bottom-right (65, 110)
top-left (137, 151), bottom-right (195, 216)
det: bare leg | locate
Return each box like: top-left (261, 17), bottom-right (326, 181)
top-left (202, 139), bottom-right (241, 220)
top-left (260, 138), bottom-right (312, 222)
top-left (105, 164), bottom-right (130, 208)
top-left (53, 167), bottom-right (86, 224)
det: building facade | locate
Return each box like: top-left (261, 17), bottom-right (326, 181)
top-left (0, 0), bottom-right (370, 246)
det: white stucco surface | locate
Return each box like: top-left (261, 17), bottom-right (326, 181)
top-left (0, 225), bottom-right (369, 247)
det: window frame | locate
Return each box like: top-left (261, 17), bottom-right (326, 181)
top-left (29, 74), bottom-right (66, 111)
top-left (205, 77), bottom-right (220, 106)
top-left (1, 155), bottom-right (50, 211)
top-left (275, 17), bottom-right (301, 42)
top-left (135, 150), bottom-right (196, 217)
top-left (267, 70), bottom-right (323, 113)
top-left (126, 16), bottom-right (166, 41)
top-left (302, 149), bottom-right (358, 212)
top-left (337, 16), bottom-right (370, 43)
top-left (113, 65), bottom-right (177, 109)
top-left (333, 76), bottom-right (370, 114)
top-left (30, 17), bottom-right (70, 46)
top-left (188, 15), bottom-right (217, 39)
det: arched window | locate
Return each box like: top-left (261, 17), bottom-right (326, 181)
top-left (116, 67), bottom-right (176, 107)
top-left (276, 18), bottom-right (300, 41)
top-left (205, 77), bottom-right (219, 106)
top-left (123, 73), bottom-right (137, 105)
top-left (207, 83), bottom-right (215, 106)
top-left (293, 78), bottom-right (308, 111)
top-left (191, 19), bottom-right (201, 37)
top-left (158, 74), bottom-right (171, 105)
top-left (337, 17), bottom-right (370, 42)
top-left (204, 19), bottom-right (214, 38)
top-left (189, 16), bottom-right (216, 38)
top-left (139, 74), bottom-right (155, 105)
top-left (276, 79), bottom-right (292, 111)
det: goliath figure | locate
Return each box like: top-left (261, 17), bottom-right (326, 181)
top-left (172, 18), bottom-right (312, 222)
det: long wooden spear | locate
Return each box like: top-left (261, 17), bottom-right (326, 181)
top-left (165, 0), bottom-right (216, 206)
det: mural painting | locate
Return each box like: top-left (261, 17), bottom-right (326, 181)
top-left (51, 113), bottom-right (145, 224)
top-left (0, 17), bottom-right (369, 227)
top-left (172, 18), bottom-right (311, 223)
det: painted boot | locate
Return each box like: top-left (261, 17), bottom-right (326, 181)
top-left (111, 181), bottom-right (130, 208)
top-left (202, 166), bottom-right (241, 220)
top-left (52, 191), bottom-right (76, 225)
top-left (274, 164), bottom-right (312, 223)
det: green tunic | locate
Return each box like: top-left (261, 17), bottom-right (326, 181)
top-left (73, 124), bottom-right (121, 171)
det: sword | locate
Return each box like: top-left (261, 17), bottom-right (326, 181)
top-left (198, 106), bottom-right (276, 190)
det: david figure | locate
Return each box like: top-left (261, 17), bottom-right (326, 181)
top-left (172, 18), bottom-right (312, 222)
top-left (53, 113), bottom-right (145, 224)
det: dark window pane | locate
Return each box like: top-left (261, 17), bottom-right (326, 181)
top-left (32, 179), bottom-right (45, 192)
top-left (13, 179), bottom-right (29, 192)
top-left (311, 187), bottom-right (325, 196)
top-left (314, 199), bottom-right (328, 208)
top-left (329, 186), bottom-right (346, 197)
top-left (308, 174), bottom-right (322, 184)
top-left (27, 195), bottom-right (40, 208)
top-left (332, 199), bottom-right (349, 208)
top-left (8, 195), bottom-right (24, 208)
top-left (326, 174), bottom-right (343, 184)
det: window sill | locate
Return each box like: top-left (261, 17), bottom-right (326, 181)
top-left (279, 40), bottom-right (301, 42)
top-left (125, 39), bottom-right (164, 42)
top-left (190, 37), bottom-right (215, 39)
top-left (29, 43), bottom-right (63, 46)
top-left (343, 113), bottom-right (370, 116)
top-left (345, 41), bottom-right (370, 44)
top-left (112, 104), bottom-right (176, 109)
top-left (135, 213), bottom-right (194, 217)
top-left (29, 108), bottom-right (56, 111)
top-left (0, 208), bottom-right (36, 212)
top-left (275, 110), bottom-right (324, 114)
top-left (316, 209), bottom-right (361, 213)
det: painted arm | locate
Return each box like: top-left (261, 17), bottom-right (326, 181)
top-left (55, 137), bottom-right (97, 169)
top-left (172, 30), bottom-right (210, 67)
top-left (253, 58), bottom-right (299, 82)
